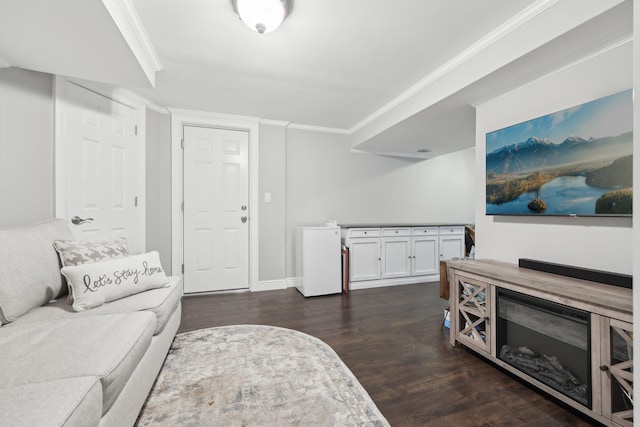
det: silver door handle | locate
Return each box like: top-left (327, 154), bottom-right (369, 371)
top-left (241, 216), bottom-right (248, 223)
top-left (71, 216), bottom-right (94, 225)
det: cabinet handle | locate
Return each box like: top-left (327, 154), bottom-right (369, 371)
top-left (599, 365), bottom-right (609, 372)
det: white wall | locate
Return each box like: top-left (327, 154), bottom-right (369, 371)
top-left (285, 128), bottom-right (475, 277)
top-left (145, 108), bottom-right (172, 272)
top-left (0, 68), bottom-right (54, 227)
top-left (475, 41), bottom-right (633, 274)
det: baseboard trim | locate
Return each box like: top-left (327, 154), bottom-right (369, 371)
top-left (254, 279), bottom-right (289, 292)
top-left (256, 276), bottom-right (438, 292)
top-left (349, 274), bottom-right (439, 291)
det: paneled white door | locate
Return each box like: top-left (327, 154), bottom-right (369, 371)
top-left (411, 236), bottom-right (438, 275)
top-left (61, 82), bottom-right (139, 247)
top-left (183, 126), bottom-right (249, 293)
top-left (381, 237), bottom-right (411, 278)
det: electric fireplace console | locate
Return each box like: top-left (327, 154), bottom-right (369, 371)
top-left (448, 259), bottom-right (633, 427)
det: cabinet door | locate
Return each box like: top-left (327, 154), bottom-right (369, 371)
top-left (349, 239), bottom-right (381, 281)
top-left (452, 274), bottom-right (491, 354)
top-left (381, 237), bottom-right (411, 278)
top-left (440, 235), bottom-right (464, 261)
top-left (601, 318), bottom-right (633, 427)
top-left (411, 236), bottom-right (438, 276)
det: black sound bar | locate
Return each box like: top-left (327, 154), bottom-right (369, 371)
top-left (518, 258), bottom-right (632, 289)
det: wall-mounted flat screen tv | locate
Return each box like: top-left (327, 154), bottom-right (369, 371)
top-left (486, 89), bottom-right (633, 217)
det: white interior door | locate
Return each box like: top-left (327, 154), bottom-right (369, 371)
top-left (183, 126), bottom-right (249, 293)
top-left (60, 82), bottom-right (139, 247)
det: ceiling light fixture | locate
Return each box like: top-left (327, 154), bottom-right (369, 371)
top-left (231, 0), bottom-right (292, 34)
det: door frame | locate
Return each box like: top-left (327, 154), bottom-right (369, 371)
top-left (53, 76), bottom-right (147, 252)
top-left (169, 108), bottom-right (259, 291)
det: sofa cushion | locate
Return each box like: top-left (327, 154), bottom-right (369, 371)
top-left (0, 219), bottom-right (74, 324)
top-left (53, 238), bottom-right (128, 268)
top-left (0, 377), bottom-right (102, 427)
top-left (8, 276), bottom-right (183, 335)
top-left (61, 251), bottom-right (170, 311)
top-left (0, 312), bottom-right (156, 414)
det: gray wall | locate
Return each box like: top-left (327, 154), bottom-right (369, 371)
top-left (475, 40), bottom-right (633, 274)
top-left (0, 68), bottom-right (54, 227)
top-left (258, 124), bottom-right (287, 282)
top-left (145, 109), bottom-right (173, 273)
top-left (285, 128), bottom-right (475, 277)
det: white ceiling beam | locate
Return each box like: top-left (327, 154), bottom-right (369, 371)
top-left (101, 0), bottom-right (162, 88)
top-left (349, 0), bottom-right (625, 150)
top-left (0, 0), bottom-right (161, 88)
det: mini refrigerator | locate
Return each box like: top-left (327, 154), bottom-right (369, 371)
top-left (296, 226), bottom-right (342, 297)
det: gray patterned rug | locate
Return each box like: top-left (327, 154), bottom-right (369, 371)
top-left (136, 325), bottom-right (390, 426)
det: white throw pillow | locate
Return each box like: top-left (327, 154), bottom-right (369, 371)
top-left (61, 251), bottom-right (170, 312)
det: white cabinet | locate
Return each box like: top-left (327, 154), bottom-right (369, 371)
top-left (381, 228), bottom-right (411, 278)
top-left (346, 228), bottom-right (381, 282)
top-left (439, 226), bottom-right (465, 261)
top-left (411, 229), bottom-right (439, 276)
top-left (343, 225), bottom-right (465, 288)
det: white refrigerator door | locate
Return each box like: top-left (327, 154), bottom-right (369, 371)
top-left (297, 226), bottom-right (341, 297)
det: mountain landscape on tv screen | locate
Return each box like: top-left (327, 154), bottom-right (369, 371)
top-left (486, 131), bottom-right (632, 215)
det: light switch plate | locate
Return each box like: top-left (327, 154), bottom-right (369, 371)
top-left (264, 192), bottom-right (272, 203)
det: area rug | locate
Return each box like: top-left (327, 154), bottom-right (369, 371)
top-left (136, 325), bottom-right (390, 426)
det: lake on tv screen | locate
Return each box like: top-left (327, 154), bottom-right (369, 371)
top-left (486, 175), bottom-right (609, 215)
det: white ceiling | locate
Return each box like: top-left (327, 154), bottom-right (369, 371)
top-left (129, 0), bottom-right (538, 129)
top-left (0, 0), bottom-right (631, 158)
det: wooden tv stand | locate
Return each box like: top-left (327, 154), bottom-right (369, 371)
top-left (447, 259), bottom-right (633, 427)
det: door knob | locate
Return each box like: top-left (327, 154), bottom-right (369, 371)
top-left (71, 216), bottom-right (94, 225)
top-left (241, 216), bottom-right (248, 223)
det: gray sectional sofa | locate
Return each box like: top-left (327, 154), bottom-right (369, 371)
top-left (0, 219), bottom-right (182, 427)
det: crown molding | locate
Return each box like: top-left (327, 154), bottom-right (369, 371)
top-left (287, 123), bottom-right (351, 135)
top-left (350, 148), bottom-right (432, 160)
top-left (349, 0), bottom-right (560, 135)
top-left (167, 107), bottom-right (262, 125)
top-left (146, 102), bottom-right (170, 114)
top-left (101, 0), bottom-right (163, 87)
top-left (260, 119), bottom-right (290, 127)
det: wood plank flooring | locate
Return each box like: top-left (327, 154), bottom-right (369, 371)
top-left (179, 282), bottom-right (600, 426)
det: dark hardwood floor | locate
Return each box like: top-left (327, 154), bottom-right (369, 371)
top-left (179, 283), bottom-right (599, 426)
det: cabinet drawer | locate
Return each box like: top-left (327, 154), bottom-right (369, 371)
top-left (411, 227), bottom-right (438, 236)
top-left (382, 227), bottom-right (410, 237)
top-left (348, 228), bottom-right (380, 238)
top-left (439, 226), bottom-right (464, 235)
